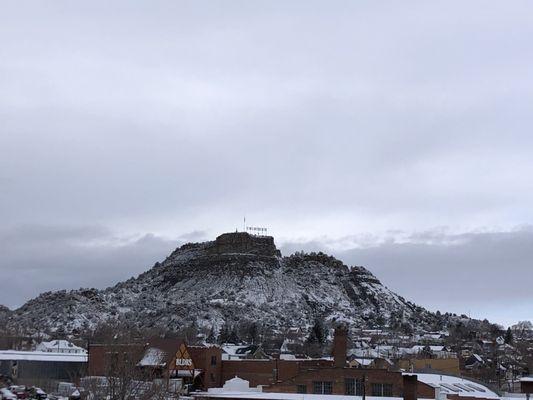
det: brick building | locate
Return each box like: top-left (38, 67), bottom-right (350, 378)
top-left (87, 339), bottom-right (222, 391)
top-left (87, 328), bottom-right (501, 400)
top-left (521, 377), bottom-right (533, 395)
top-left (397, 358), bottom-right (461, 375)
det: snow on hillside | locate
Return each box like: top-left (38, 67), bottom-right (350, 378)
top-left (5, 232), bottom-right (439, 336)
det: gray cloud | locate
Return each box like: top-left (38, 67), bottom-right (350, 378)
top-left (1, 1), bottom-right (533, 324)
top-left (1, 223), bottom-right (531, 328)
top-left (280, 227), bottom-right (533, 327)
top-left (0, 224), bottom-right (178, 309)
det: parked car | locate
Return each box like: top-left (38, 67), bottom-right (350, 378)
top-left (28, 387), bottom-right (47, 400)
top-left (9, 386), bottom-right (28, 399)
top-left (0, 388), bottom-right (17, 400)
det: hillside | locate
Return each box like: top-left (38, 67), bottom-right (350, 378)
top-left (6, 232), bottom-right (443, 336)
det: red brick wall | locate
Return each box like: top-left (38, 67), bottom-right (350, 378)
top-left (189, 346), bottom-right (223, 389)
top-left (264, 367), bottom-right (404, 396)
top-left (220, 359), bottom-right (335, 388)
top-left (522, 381), bottom-right (533, 394)
top-left (87, 343), bottom-right (144, 376)
top-left (448, 395), bottom-right (496, 400)
top-left (332, 327), bottom-right (348, 368)
top-left (221, 360), bottom-right (277, 387)
top-left (403, 375), bottom-right (418, 400)
top-left (416, 381), bottom-right (436, 399)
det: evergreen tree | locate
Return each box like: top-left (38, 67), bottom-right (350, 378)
top-left (227, 326), bottom-right (240, 344)
top-left (246, 322), bottom-right (259, 344)
top-left (505, 327), bottom-right (513, 344)
top-left (206, 326), bottom-right (216, 344)
top-left (218, 322), bottom-right (231, 344)
top-left (307, 318), bottom-right (326, 345)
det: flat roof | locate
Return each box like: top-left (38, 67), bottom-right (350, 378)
top-left (0, 350), bottom-right (87, 363)
top-left (194, 392), bottom-right (425, 400)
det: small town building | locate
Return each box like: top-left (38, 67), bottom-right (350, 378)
top-left (36, 340), bottom-right (87, 354)
top-left (87, 339), bottom-right (222, 391)
top-left (397, 358), bottom-right (461, 375)
top-left (0, 350), bottom-right (87, 392)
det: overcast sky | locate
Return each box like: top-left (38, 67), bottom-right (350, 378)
top-left (1, 1), bottom-right (533, 327)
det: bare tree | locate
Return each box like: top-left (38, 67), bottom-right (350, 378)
top-left (83, 341), bottom-right (172, 400)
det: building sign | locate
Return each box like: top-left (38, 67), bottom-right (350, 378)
top-left (176, 358), bottom-right (193, 367)
top-left (174, 343), bottom-right (195, 372)
top-left (246, 226), bottom-right (267, 235)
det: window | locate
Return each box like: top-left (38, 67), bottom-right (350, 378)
top-left (313, 381), bottom-right (333, 395)
top-left (371, 383), bottom-right (393, 397)
top-left (345, 378), bottom-right (364, 396)
top-left (211, 355), bottom-right (217, 366)
top-left (210, 373), bottom-right (216, 382)
top-left (297, 385), bottom-right (307, 394)
top-left (383, 384), bottom-right (393, 396)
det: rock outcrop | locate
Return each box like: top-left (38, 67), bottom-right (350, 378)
top-left (6, 232), bottom-right (442, 336)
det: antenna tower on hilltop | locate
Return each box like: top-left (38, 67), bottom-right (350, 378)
top-left (241, 216), bottom-right (268, 236)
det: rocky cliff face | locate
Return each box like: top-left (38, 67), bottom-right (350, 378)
top-left (0, 305), bottom-right (11, 326)
top-left (6, 232), bottom-right (440, 336)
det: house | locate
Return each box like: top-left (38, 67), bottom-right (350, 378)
top-left (36, 340), bottom-right (87, 354)
top-left (408, 346), bottom-right (455, 359)
top-left (464, 354), bottom-right (485, 370)
top-left (397, 358), bottom-right (461, 375)
top-left (221, 345), bottom-right (268, 361)
top-left (348, 357), bottom-right (394, 370)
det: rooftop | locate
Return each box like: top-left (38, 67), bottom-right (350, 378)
top-left (0, 350), bottom-right (87, 363)
top-left (406, 373), bottom-right (499, 399)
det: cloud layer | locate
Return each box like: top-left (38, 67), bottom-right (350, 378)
top-left (1, 1), bottom-right (533, 325)
top-left (281, 227), bottom-right (533, 327)
top-left (1, 224), bottom-right (531, 327)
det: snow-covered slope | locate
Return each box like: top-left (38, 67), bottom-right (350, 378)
top-left (0, 305), bottom-right (11, 326)
top-left (6, 232), bottom-right (439, 335)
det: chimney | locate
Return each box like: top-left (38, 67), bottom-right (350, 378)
top-left (332, 325), bottom-right (348, 368)
top-left (403, 374), bottom-right (418, 400)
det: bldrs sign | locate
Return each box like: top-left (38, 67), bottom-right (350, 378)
top-left (176, 358), bottom-right (193, 367)
top-left (174, 343), bottom-right (195, 371)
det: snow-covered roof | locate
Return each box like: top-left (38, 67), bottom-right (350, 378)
top-left (223, 377), bottom-right (250, 392)
top-left (408, 373), bottom-right (499, 399)
top-left (0, 350), bottom-right (87, 363)
top-left (279, 354), bottom-right (296, 360)
top-left (138, 347), bottom-right (167, 367)
top-left (521, 377), bottom-right (533, 382)
top-left (410, 345), bottom-right (446, 353)
top-left (222, 345), bottom-right (259, 356)
top-left (352, 358), bottom-right (374, 366)
top-left (36, 340), bottom-right (86, 353)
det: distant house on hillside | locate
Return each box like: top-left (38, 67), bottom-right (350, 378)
top-left (464, 353), bottom-right (485, 370)
top-left (36, 340), bottom-right (86, 354)
top-left (409, 345), bottom-right (456, 359)
top-left (348, 357), bottom-right (393, 370)
top-left (221, 344), bottom-right (267, 360)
